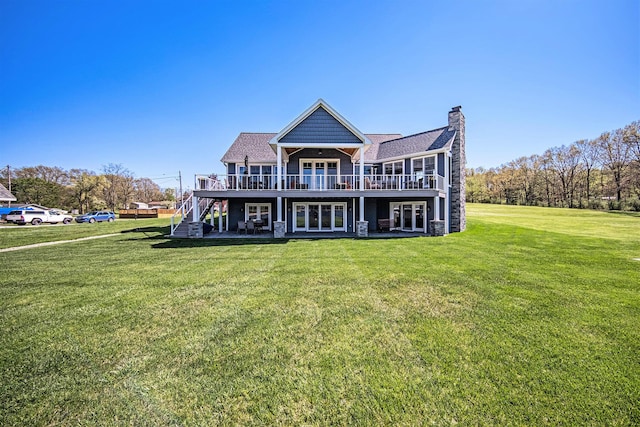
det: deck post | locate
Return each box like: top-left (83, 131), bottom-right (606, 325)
top-left (434, 196), bottom-right (439, 222)
top-left (277, 144), bottom-right (282, 191)
top-left (277, 196), bottom-right (282, 222)
top-left (192, 195), bottom-right (199, 222)
top-left (359, 147), bottom-right (365, 192)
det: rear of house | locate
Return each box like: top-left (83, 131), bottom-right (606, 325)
top-left (190, 99), bottom-right (466, 238)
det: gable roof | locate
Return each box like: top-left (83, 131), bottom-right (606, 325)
top-left (0, 183), bottom-right (16, 201)
top-left (219, 102), bottom-right (456, 164)
top-left (270, 99), bottom-right (370, 146)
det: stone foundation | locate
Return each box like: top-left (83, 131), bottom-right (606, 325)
top-left (356, 221), bottom-right (369, 238)
top-left (273, 221), bottom-right (286, 238)
top-left (430, 220), bottom-right (445, 237)
top-left (188, 221), bottom-right (203, 238)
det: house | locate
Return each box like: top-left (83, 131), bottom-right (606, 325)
top-left (0, 183), bottom-right (16, 204)
top-left (188, 99), bottom-right (465, 238)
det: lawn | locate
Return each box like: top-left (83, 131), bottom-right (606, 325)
top-left (1, 204), bottom-right (638, 425)
top-left (0, 218), bottom-right (170, 249)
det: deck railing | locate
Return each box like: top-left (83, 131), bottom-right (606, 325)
top-left (195, 174), bottom-right (444, 192)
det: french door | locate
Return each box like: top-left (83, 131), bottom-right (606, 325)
top-left (245, 203), bottom-right (271, 230)
top-left (293, 203), bottom-right (346, 232)
top-left (301, 160), bottom-right (339, 190)
top-left (391, 202), bottom-right (426, 232)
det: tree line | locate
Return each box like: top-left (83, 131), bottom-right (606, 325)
top-left (1, 163), bottom-right (175, 213)
top-left (467, 121), bottom-right (640, 211)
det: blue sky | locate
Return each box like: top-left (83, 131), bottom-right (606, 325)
top-left (1, 0), bottom-right (638, 190)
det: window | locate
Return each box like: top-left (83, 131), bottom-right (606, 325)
top-left (383, 161), bottom-right (403, 176)
top-left (355, 165), bottom-right (374, 176)
top-left (411, 156), bottom-right (435, 176)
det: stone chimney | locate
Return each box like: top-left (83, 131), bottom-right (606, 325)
top-left (448, 106), bottom-right (466, 232)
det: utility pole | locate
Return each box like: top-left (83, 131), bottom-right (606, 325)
top-left (178, 170), bottom-right (183, 215)
top-left (6, 165), bottom-right (11, 207)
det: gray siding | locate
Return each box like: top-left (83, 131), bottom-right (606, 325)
top-left (438, 153), bottom-right (445, 176)
top-left (280, 107), bottom-right (362, 145)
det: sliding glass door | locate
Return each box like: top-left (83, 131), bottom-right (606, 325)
top-left (293, 202), bottom-right (347, 232)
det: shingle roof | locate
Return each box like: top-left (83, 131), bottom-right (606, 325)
top-left (375, 127), bottom-right (456, 160)
top-left (0, 183), bottom-right (16, 201)
top-left (220, 133), bottom-right (277, 163)
top-left (357, 134), bottom-right (403, 161)
top-left (219, 128), bottom-right (455, 164)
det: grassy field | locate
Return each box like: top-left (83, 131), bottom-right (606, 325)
top-left (0, 218), bottom-right (170, 249)
top-left (1, 204), bottom-right (638, 425)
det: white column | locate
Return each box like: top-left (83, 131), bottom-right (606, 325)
top-left (434, 196), bottom-right (440, 222)
top-left (359, 196), bottom-right (365, 222)
top-left (277, 197), bottom-right (282, 222)
top-left (352, 198), bottom-right (356, 231)
top-left (277, 144), bottom-right (282, 191)
top-left (444, 194), bottom-right (449, 234)
top-left (192, 195), bottom-right (199, 222)
top-left (218, 201), bottom-right (223, 233)
top-left (359, 147), bottom-right (365, 190)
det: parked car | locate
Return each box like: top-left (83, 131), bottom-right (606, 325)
top-left (6, 209), bottom-right (73, 225)
top-left (75, 211), bottom-right (116, 223)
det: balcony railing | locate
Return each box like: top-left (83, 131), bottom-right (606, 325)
top-left (196, 173), bottom-right (445, 192)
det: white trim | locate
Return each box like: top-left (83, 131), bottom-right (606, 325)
top-left (383, 160), bottom-right (405, 176)
top-left (299, 158), bottom-right (340, 190)
top-left (389, 201), bottom-right (427, 233)
top-left (244, 202), bottom-right (272, 230)
top-left (375, 147), bottom-right (451, 164)
top-left (292, 202), bottom-right (347, 232)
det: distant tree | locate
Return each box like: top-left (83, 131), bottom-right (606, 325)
top-left (575, 139), bottom-right (600, 207)
top-left (12, 177), bottom-right (65, 207)
top-left (623, 121), bottom-right (640, 203)
top-left (598, 130), bottom-right (632, 203)
top-left (547, 145), bottom-right (581, 207)
top-left (134, 178), bottom-right (164, 203)
top-left (102, 163), bottom-right (134, 210)
top-left (466, 168), bottom-right (489, 203)
top-left (15, 165), bottom-right (69, 185)
top-left (163, 188), bottom-right (176, 202)
top-left (69, 169), bottom-right (104, 213)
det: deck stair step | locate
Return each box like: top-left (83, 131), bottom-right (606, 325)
top-left (170, 220), bottom-right (191, 237)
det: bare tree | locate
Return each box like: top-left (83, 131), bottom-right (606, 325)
top-left (134, 178), bottom-right (164, 203)
top-left (102, 163), bottom-right (134, 210)
top-left (15, 165), bottom-right (69, 185)
top-left (623, 121), bottom-right (640, 202)
top-left (575, 139), bottom-right (600, 207)
top-left (598, 130), bottom-right (632, 203)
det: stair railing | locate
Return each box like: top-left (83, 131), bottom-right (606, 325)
top-left (170, 193), bottom-right (193, 236)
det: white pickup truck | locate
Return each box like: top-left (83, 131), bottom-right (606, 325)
top-left (6, 209), bottom-right (74, 225)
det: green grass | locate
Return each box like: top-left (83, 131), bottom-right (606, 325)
top-left (0, 218), bottom-right (170, 249)
top-left (1, 204), bottom-right (638, 425)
